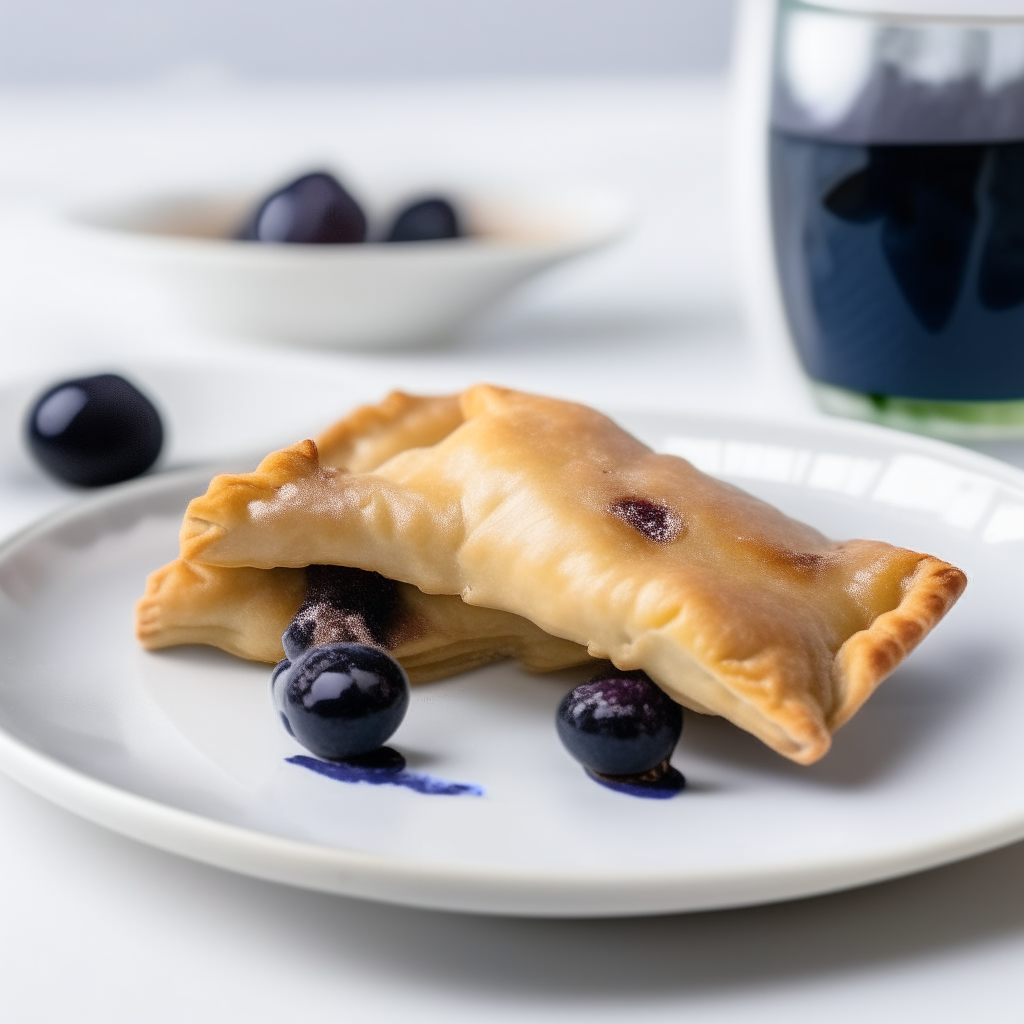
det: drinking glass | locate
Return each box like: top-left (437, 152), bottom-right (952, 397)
top-left (770, 0), bottom-right (1024, 438)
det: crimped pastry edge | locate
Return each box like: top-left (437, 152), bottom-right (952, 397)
top-left (830, 555), bottom-right (968, 734)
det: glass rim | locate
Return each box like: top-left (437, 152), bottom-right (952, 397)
top-left (786, 1), bottom-right (1024, 24)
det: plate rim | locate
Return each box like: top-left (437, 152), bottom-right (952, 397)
top-left (1, 414), bottom-right (1023, 918)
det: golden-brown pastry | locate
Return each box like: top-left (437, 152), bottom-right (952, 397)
top-left (165, 384), bottom-right (966, 765)
top-left (136, 558), bottom-right (593, 683)
top-left (137, 390), bottom-right (593, 681)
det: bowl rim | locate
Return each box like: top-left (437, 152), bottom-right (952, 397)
top-left (57, 181), bottom-right (635, 260)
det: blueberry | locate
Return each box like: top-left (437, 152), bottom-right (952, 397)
top-left (386, 198), bottom-right (460, 243)
top-left (237, 172), bottom-right (366, 244)
top-left (270, 658), bottom-right (292, 710)
top-left (271, 658), bottom-right (295, 735)
top-left (280, 643), bottom-right (409, 760)
top-left (26, 373), bottom-right (163, 487)
top-left (556, 670), bottom-right (683, 777)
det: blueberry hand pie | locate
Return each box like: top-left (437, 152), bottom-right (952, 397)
top-left (141, 385), bottom-right (966, 765)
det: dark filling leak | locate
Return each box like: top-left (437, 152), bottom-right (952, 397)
top-left (587, 758), bottom-right (686, 800)
top-left (609, 497), bottom-right (683, 544)
top-left (293, 564), bottom-right (401, 650)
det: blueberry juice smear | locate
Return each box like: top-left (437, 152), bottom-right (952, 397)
top-left (26, 373), bottom-right (163, 487)
top-left (287, 751), bottom-right (483, 797)
top-left (556, 670), bottom-right (685, 799)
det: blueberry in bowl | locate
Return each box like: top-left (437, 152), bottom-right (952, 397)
top-left (557, 669), bottom-right (685, 795)
top-left (25, 373), bottom-right (163, 487)
top-left (278, 642), bottom-right (410, 761)
top-left (386, 198), bottom-right (461, 243)
top-left (236, 171), bottom-right (367, 245)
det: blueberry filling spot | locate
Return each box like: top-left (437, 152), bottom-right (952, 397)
top-left (609, 497), bottom-right (683, 544)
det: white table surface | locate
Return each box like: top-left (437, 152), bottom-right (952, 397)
top-left (0, 77), bottom-right (1022, 1023)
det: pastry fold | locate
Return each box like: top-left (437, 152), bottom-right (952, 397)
top-left (137, 389), bottom-right (595, 682)
top-left (137, 558), bottom-right (594, 683)
top-left (145, 384), bottom-right (967, 765)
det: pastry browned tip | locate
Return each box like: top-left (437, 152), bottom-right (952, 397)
top-left (830, 555), bottom-right (967, 733)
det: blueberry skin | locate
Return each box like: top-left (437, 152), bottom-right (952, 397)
top-left (271, 659), bottom-right (296, 736)
top-left (26, 373), bottom-right (163, 487)
top-left (386, 198), bottom-right (460, 243)
top-left (281, 643), bottom-right (410, 760)
top-left (556, 671), bottom-right (683, 777)
top-left (238, 172), bottom-right (367, 244)
top-left (270, 658), bottom-right (292, 710)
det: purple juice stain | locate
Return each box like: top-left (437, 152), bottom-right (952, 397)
top-left (586, 765), bottom-right (686, 800)
top-left (287, 748), bottom-right (483, 797)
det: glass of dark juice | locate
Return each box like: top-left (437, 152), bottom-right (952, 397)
top-left (770, 0), bottom-right (1024, 438)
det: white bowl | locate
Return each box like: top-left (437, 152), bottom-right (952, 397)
top-left (59, 184), bottom-right (631, 349)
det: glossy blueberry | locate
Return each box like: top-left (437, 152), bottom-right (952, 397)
top-left (556, 670), bottom-right (683, 777)
top-left (270, 658), bottom-right (292, 709)
top-left (386, 197), bottom-right (460, 243)
top-left (26, 373), bottom-right (163, 487)
top-left (237, 172), bottom-right (367, 244)
top-left (280, 643), bottom-right (409, 760)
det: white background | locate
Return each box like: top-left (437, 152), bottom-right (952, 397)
top-left (0, 0), bottom-right (736, 84)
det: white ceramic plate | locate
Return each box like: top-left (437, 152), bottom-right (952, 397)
top-left (0, 411), bottom-right (1023, 918)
